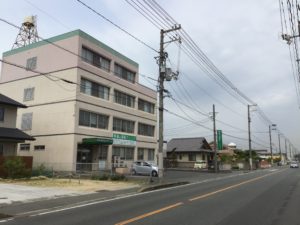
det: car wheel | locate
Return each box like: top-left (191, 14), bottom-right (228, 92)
top-left (132, 169), bottom-right (137, 175)
top-left (151, 170), bottom-right (158, 177)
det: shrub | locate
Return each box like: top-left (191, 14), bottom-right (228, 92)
top-left (31, 164), bottom-right (53, 177)
top-left (4, 157), bottom-right (30, 179)
top-left (110, 174), bottom-right (126, 181)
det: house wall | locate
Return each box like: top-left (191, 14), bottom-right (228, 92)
top-left (0, 105), bottom-right (17, 128)
top-left (1, 143), bottom-right (17, 156)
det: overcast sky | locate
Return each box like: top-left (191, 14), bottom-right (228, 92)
top-left (0, 0), bottom-right (299, 154)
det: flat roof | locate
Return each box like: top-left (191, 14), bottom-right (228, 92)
top-left (3, 29), bottom-right (139, 68)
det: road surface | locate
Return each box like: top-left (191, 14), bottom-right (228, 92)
top-left (1, 167), bottom-right (299, 225)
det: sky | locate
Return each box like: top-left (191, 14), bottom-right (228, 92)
top-left (0, 0), bottom-right (299, 154)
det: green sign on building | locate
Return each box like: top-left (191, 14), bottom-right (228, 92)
top-left (112, 133), bottom-right (136, 146)
top-left (217, 130), bottom-right (223, 150)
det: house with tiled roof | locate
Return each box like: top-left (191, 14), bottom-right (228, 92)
top-left (166, 137), bottom-right (213, 168)
top-left (0, 93), bottom-right (34, 156)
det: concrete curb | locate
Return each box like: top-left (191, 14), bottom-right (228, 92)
top-left (138, 181), bottom-right (189, 192)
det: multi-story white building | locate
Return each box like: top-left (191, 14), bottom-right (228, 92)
top-left (0, 30), bottom-right (157, 171)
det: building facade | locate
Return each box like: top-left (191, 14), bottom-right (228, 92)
top-left (0, 30), bottom-right (157, 171)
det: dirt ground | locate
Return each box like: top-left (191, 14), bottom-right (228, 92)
top-left (0, 177), bottom-right (140, 192)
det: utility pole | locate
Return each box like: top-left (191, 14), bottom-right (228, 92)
top-left (158, 25), bottom-right (181, 178)
top-left (278, 133), bottom-right (282, 162)
top-left (289, 143), bottom-right (292, 160)
top-left (247, 105), bottom-right (253, 170)
top-left (284, 138), bottom-right (287, 163)
top-left (213, 104), bottom-right (217, 173)
top-left (268, 125), bottom-right (273, 165)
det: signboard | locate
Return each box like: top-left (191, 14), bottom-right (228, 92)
top-left (98, 160), bottom-right (106, 170)
top-left (113, 133), bottom-right (136, 146)
top-left (217, 130), bottom-right (223, 150)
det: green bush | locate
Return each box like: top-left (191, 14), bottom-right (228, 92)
top-left (31, 164), bottom-right (53, 177)
top-left (4, 157), bottom-right (30, 179)
top-left (110, 174), bottom-right (126, 181)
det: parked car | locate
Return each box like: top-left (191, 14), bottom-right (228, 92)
top-left (290, 161), bottom-right (299, 168)
top-left (194, 160), bottom-right (207, 169)
top-left (131, 161), bottom-right (158, 176)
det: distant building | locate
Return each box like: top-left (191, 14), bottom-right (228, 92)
top-left (166, 137), bottom-right (213, 168)
top-left (0, 30), bottom-right (157, 171)
top-left (0, 93), bottom-right (34, 156)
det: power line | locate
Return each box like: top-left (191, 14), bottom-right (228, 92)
top-left (75, 0), bottom-right (158, 52)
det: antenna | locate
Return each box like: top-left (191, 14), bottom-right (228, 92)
top-left (12, 15), bottom-right (40, 49)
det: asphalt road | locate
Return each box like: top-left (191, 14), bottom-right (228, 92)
top-left (1, 167), bottom-right (300, 225)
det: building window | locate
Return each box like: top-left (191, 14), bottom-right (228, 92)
top-left (114, 90), bottom-right (135, 108)
top-left (23, 87), bottom-right (35, 101)
top-left (0, 107), bottom-right (4, 122)
top-left (82, 47), bottom-right (110, 72)
top-left (34, 145), bottom-right (45, 151)
top-left (148, 149), bottom-right (155, 161)
top-left (114, 63), bottom-right (135, 83)
top-left (113, 118), bottom-right (135, 134)
top-left (21, 113), bottom-right (33, 130)
top-left (80, 78), bottom-right (110, 100)
top-left (137, 148), bottom-right (144, 160)
top-left (112, 147), bottom-right (134, 160)
top-left (26, 57), bottom-right (37, 70)
top-left (138, 99), bottom-right (155, 114)
top-left (0, 144), bottom-right (3, 155)
top-left (79, 110), bottom-right (109, 129)
top-left (20, 143), bottom-right (30, 151)
top-left (138, 123), bottom-right (155, 137)
top-left (188, 153), bottom-right (196, 161)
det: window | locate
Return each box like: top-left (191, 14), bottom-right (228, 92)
top-left (0, 144), bottom-right (3, 155)
top-left (113, 118), bottom-right (135, 133)
top-left (139, 148), bottom-right (155, 161)
top-left (148, 149), bottom-right (155, 161)
top-left (20, 144), bottom-right (30, 151)
top-left (138, 99), bottom-right (155, 114)
top-left (114, 64), bottom-right (135, 83)
top-left (23, 87), bottom-right (35, 101)
top-left (26, 57), bottom-right (37, 70)
top-left (138, 148), bottom-right (144, 160)
top-left (113, 147), bottom-right (134, 160)
top-left (188, 153), bottom-right (196, 161)
top-left (21, 113), bottom-right (33, 130)
top-left (114, 90), bottom-right (135, 108)
top-left (79, 110), bottom-right (109, 129)
top-left (138, 123), bottom-right (155, 137)
top-left (34, 145), bottom-right (45, 151)
top-left (82, 47), bottom-right (110, 72)
top-left (0, 107), bottom-right (4, 122)
top-left (80, 78), bottom-right (110, 100)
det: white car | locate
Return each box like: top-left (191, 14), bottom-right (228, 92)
top-left (131, 161), bottom-right (158, 176)
top-left (194, 160), bottom-right (207, 169)
top-left (290, 161), bottom-right (299, 168)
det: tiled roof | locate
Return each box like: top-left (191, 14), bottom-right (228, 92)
top-left (0, 127), bottom-right (35, 141)
top-left (167, 137), bottom-right (212, 152)
top-left (0, 94), bottom-right (26, 108)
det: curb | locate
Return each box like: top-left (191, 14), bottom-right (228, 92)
top-left (138, 181), bottom-right (189, 192)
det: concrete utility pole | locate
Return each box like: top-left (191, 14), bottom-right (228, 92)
top-left (278, 133), bottom-right (282, 161)
top-left (213, 104), bottom-right (217, 173)
top-left (268, 125), bottom-right (273, 165)
top-left (158, 25), bottom-right (181, 178)
top-left (285, 138), bottom-right (287, 162)
top-left (247, 105), bottom-right (253, 170)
